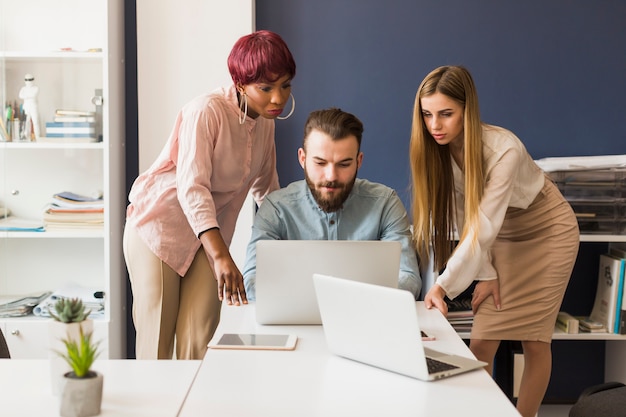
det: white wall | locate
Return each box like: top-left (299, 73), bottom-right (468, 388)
top-left (136, 0), bottom-right (255, 269)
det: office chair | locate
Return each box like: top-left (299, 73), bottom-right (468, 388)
top-left (0, 327), bottom-right (10, 358)
top-left (569, 381), bottom-right (626, 417)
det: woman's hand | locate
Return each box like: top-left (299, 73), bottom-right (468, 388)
top-left (199, 228), bottom-right (248, 306)
top-left (424, 284), bottom-right (448, 316)
top-left (213, 257), bottom-right (248, 306)
top-left (471, 279), bottom-right (501, 314)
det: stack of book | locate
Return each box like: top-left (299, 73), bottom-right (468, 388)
top-left (446, 296), bottom-right (473, 333)
top-left (42, 110), bottom-right (98, 143)
top-left (43, 191), bottom-right (104, 230)
top-left (447, 309), bottom-right (474, 333)
top-left (577, 316), bottom-right (606, 333)
top-left (0, 291), bottom-right (51, 317)
top-left (588, 246), bottom-right (626, 334)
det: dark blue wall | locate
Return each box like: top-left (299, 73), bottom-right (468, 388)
top-left (257, 0), bottom-right (626, 208)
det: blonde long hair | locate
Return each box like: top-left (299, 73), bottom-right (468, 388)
top-left (409, 66), bottom-right (484, 271)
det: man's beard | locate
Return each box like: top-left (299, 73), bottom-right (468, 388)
top-left (305, 170), bottom-right (357, 213)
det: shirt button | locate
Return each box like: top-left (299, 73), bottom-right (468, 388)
top-left (329, 220), bottom-right (335, 225)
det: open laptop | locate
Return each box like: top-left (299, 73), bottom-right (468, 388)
top-left (255, 240), bottom-right (401, 325)
top-left (313, 273), bottom-right (487, 381)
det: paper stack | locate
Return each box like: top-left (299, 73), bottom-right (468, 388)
top-left (446, 297), bottom-right (473, 333)
top-left (43, 191), bottom-right (104, 230)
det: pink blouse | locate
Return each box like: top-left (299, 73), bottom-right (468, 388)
top-left (126, 85), bottom-right (280, 276)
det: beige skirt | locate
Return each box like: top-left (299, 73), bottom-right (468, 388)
top-left (471, 177), bottom-right (579, 342)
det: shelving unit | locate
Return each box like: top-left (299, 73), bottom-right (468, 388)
top-left (455, 234), bottom-right (626, 399)
top-left (0, 0), bottom-right (125, 358)
top-left (456, 235), bottom-right (626, 343)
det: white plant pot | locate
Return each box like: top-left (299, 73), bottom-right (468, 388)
top-left (60, 371), bottom-right (103, 417)
top-left (49, 319), bottom-right (94, 395)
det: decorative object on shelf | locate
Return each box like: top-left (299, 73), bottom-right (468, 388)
top-left (18, 73), bottom-right (41, 141)
top-left (49, 297), bottom-right (94, 395)
top-left (556, 311), bottom-right (579, 334)
top-left (55, 325), bottom-right (102, 417)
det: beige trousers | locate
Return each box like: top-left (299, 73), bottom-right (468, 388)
top-left (123, 224), bottom-right (221, 360)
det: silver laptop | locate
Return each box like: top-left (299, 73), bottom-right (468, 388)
top-left (255, 240), bottom-right (401, 325)
top-left (313, 274), bottom-right (487, 381)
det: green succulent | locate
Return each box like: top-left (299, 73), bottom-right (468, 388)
top-left (49, 297), bottom-right (91, 323)
top-left (56, 326), bottom-right (101, 378)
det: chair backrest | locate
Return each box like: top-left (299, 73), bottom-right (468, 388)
top-left (0, 328), bottom-right (10, 359)
top-left (569, 382), bottom-right (626, 417)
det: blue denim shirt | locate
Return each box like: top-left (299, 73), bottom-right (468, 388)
top-left (243, 178), bottom-right (421, 300)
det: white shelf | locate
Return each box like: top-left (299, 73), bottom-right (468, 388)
top-left (0, 229), bottom-right (103, 239)
top-left (579, 234), bottom-right (626, 243)
top-left (456, 329), bottom-right (626, 341)
top-left (0, 51), bottom-right (103, 60)
top-left (0, 141), bottom-right (104, 150)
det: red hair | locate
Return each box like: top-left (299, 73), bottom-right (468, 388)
top-left (227, 30), bottom-right (296, 86)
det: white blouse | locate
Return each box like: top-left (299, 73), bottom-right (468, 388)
top-left (436, 124), bottom-right (545, 299)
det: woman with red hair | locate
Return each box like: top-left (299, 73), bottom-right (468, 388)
top-left (124, 30), bottom-right (296, 360)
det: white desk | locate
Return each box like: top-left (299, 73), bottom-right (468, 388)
top-left (179, 302), bottom-right (520, 417)
top-left (0, 359), bottom-right (200, 417)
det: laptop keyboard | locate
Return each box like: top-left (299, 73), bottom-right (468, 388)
top-left (426, 357), bottom-right (459, 374)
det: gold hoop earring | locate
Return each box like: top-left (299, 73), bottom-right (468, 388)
top-left (238, 92), bottom-right (248, 125)
top-left (277, 93), bottom-right (295, 120)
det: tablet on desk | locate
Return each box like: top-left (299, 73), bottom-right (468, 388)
top-left (208, 333), bottom-right (298, 351)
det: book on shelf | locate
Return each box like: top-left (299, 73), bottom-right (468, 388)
top-left (575, 316), bottom-right (607, 333)
top-left (44, 191), bottom-right (105, 229)
top-left (589, 254), bottom-right (625, 334)
top-left (46, 121), bottom-right (95, 128)
top-left (38, 136), bottom-right (99, 144)
top-left (46, 206), bottom-right (104, 214)
top-left (54, 191), bottom-right (103, 203)
top-left (556, 311), bottom-right (579, 334)
top-left (446, 292), bottom-right (474, 333)
top-left (53, 115), bottom-right (96, 123)
top-left (51, 191), bottom-right (104, 209)
top-left (55, 109), bottom-right (96, 117)
top-left (45, 121), bottom-right (95, 135)
top-left (0, 291), bottom-right (52, 317)
top-left (610, 245), bottom-right (626, 334)
top-left (0, 216), bottom-right (45, 232)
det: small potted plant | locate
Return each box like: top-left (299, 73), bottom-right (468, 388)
top-left (50, 297), bottom-right (92, 324)
top-left (49, 297), bottom-right (93, 395)
top-left (56, 326), bottom-right (103, 417)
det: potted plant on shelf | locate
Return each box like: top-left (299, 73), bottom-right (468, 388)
top-left (56, 326), bottom-right (102, 417)
top-left (49, 297), bottom-right (93, 395)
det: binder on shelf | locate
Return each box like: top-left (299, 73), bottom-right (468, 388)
top-left (589, 254), bottom-right (625, 334)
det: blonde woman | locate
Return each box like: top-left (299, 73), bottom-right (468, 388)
top-left (409, 65), bottom-right (578, 417)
